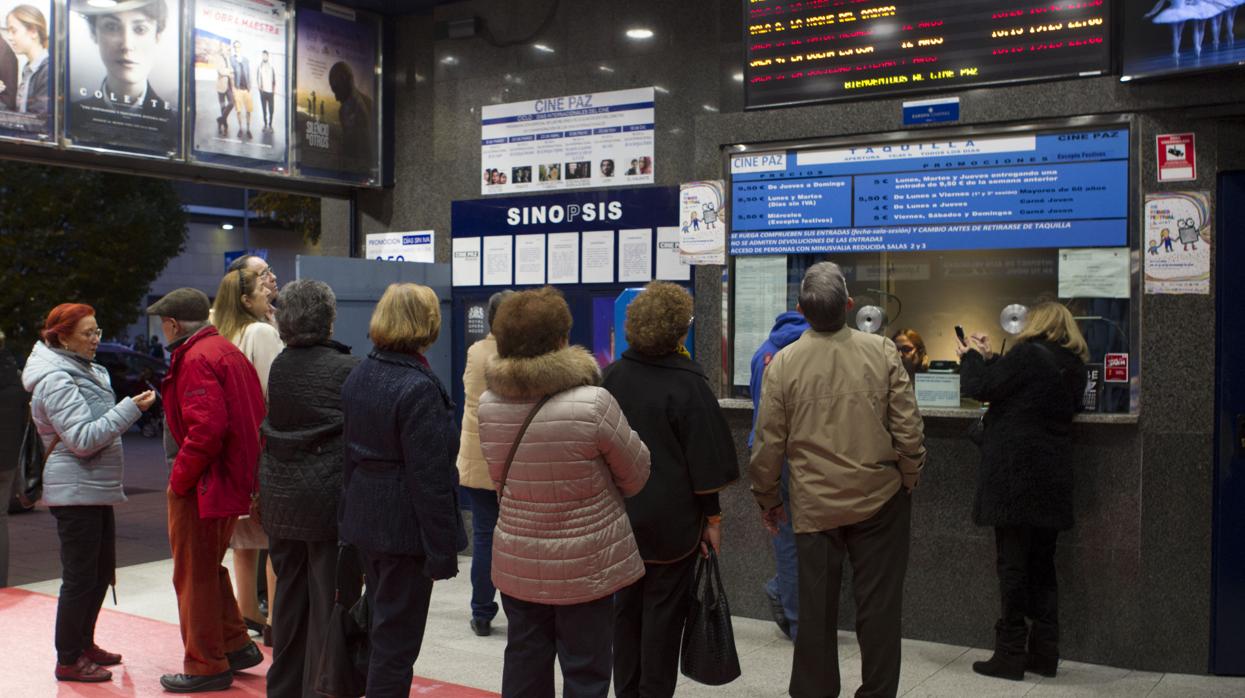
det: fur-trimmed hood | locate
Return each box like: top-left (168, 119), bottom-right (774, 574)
top-left (484, 345), bottom-right (601, 399)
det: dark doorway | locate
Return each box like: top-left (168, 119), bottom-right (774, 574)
top-left (1212, 171), bottom-right (1245, 675)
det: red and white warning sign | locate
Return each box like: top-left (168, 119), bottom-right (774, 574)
top-left (1156, 133), bottom-right (1196, 182)
top-left (1105, 353), bottom-right (1129, 383)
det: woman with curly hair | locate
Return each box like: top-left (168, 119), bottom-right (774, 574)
top-left (601, 281), bottom-right (738, 697)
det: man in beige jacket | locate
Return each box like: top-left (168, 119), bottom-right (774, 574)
top-left (750, 261), bottom-right (926, 698)
top-left (456, 290), bottom-right (513, 638)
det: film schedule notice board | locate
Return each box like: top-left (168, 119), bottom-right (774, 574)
top-left (729, 126), bottom-right (1129, 255)
top-left (744, 0), bottom-right (1111, 109)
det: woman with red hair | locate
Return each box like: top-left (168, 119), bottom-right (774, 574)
top-left (21, 303), bottom-right (155, 683)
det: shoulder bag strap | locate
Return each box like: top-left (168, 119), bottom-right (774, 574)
top-left (497, 394), bottom-right (553, 501)
top-left (28, 406), bottom-right (60, 466)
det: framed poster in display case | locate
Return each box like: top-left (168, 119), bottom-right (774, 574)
top-left (64, 0), bottom-right (184, 157)
top-left (0, 0), bottom-right (54, 143)
top-left (292, 3), bottom-right (380, 185)
top-left (189, 0), bottom-right (290, 172)
top-left (1121, 1), bottom-right (1245, 81)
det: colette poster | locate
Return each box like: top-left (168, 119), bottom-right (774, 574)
top-left (191, 0), bottom-right (288, 170)
top-left (293, 7), bottom-right (378, 183)
top-left (65, 0), bottom-right (183, 156)
top-left (0, 0), bottom-right (54, 141)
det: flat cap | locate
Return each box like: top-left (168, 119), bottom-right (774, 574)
top-left (146, 288), bottom-right (210, 322)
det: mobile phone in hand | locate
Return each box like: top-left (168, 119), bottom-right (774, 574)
top-left (955, 326), bottom-right (966, 343)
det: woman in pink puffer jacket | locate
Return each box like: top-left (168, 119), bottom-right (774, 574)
top-left (479, 287), bottom-right (651, 698)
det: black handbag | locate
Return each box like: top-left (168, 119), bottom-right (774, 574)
top-left (316, 545), bottom-right (370, 698)
top-left (16, 410), bottom-right (57, 508)
top-left (680, 550), bottom-right (742, 686)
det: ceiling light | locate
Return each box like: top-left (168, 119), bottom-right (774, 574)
top-left (221, 223), bottom-right (235, 230)
top-left (625, 28), bottom-right (654, 40)
top-left (440, 55), bottom-right (457, 65)
top-left (653, 85), bottom-right (670, 94)
top-left (702, 104), bottom-right (719, 112)
top-left (733, 71), bottom-right (744, 82)
top-left (533, 43), bottom-right (555, 53)
top-left (599, 65), bottom-right (614, 73)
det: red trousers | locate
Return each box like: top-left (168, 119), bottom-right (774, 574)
top-left (167, 488), bottom-right (250, 675)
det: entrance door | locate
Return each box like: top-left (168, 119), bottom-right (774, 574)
top-left (296, 255), bottom-right (453, 390)
top-left (1212, 171), bottom-right (1245, 675)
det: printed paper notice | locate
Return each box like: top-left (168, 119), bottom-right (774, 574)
top-left (656, 227), bottom-right (689, 281)
top-left (1058, 248), bottom-right (1130, 299)
top-left (1144, 191), bottom-right (1211, 295)
top-left (679, 180), bottom-right (726, 265)
top-left (482, 236), bottom-right (514, 286)
top-left (515, 234), bottom-right (546, 286)
top-left (914, 374), bottom-right (961, 408)
top-left (582, 230), bottom-right (615, 283)
top-left (452, 237), bottom-right (481, 287)
top-left (619, 229), bottom-right (653, 282)
top-left (547, 233), bottom-right (580, 284)
top-left (733, 255), bottom-right (789, 386)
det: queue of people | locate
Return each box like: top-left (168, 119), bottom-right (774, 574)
top-left (11, 258), bottom-right (1091, 697)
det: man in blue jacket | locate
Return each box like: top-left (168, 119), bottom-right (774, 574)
top-left (749, 310), bottom-right (808, 640)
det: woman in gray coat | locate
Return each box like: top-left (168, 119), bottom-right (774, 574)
top-left (22, 303), bottom-right (154, 683)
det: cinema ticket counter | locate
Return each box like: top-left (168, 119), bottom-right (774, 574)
top-left (693, 112), bottom-right (1220, 675)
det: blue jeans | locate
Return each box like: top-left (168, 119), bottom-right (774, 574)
top-left (463, 487), bottom-right (499, 621)
top-left (766, 463), bottom-right (799, 639)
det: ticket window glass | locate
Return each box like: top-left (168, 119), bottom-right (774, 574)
top-left (730, 249), bottom-right (1136, 414)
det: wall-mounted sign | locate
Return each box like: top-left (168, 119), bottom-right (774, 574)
top-left (744, 0), bottom-right (1110, 109)
top-left (902, 98), bottom-right (960, 126)
top-left (365, 231), bottom-right (435, 263)
top-left (1156, 133), bottom-right (1196, 183)
top-left (729, 126), bottom-right (1130, 255)
top-left (190, 0), bottom-right (289, 172)
top-left (679, 180), bottom-right (726, 265)
top-left (451, 188), bottom-right (683, 287)
top-left (0, 0), bottom-right (54, 142)
top-left (1105, 353), bottom-right (1129, 383)
top-left (480, 87), bottom-right (654, 195)
top-left (294, 5), bottom-right (380, 184)
top-left (1144, 191), bottom-right (1211, 295)
top-left (65, 0), bottom-right (184, 157)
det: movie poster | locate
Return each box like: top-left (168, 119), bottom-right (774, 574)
top-left (65, 0), bottom-right (183, 156)
top-left (293, 7), bottom-right (378, 183)
top-left (190, 0), bottom-right (288, 170)
top-left (0, 1), bottom-right (53, 141)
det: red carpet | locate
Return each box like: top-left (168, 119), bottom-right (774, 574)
top-left (0, 588), bottom-right (497, 696)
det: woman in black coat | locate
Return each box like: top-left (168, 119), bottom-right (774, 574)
top-left (339, 283), bottom-right (465, 697)
top-left (259, 280), bottom-right (361, 698)
top-left (601, 282), bottom-right (738, 698)
top-left (957, 302), bottom-right (1089, 682)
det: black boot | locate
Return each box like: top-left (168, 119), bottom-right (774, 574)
top-left (1026, 620), bottom-right (1059, 677)
top-left (972, 620), bottom-right (1027, 681)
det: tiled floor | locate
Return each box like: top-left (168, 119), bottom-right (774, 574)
top-left (16, 556), bottom-right (1245, 697)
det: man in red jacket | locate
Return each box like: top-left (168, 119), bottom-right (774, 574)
top-left (147, 288), bottom-right (267, 694)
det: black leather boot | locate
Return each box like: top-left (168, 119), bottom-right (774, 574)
top-left (1027, 618), bottom-right (1059, 676)
top-left (973, 620), bottom-right (1027, 681)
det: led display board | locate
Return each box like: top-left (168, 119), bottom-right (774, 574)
top-left (729, 125), bottom-right (1130, 254)
top-left (1121, 1), bottom-right (1244, 81)
top-left (745, 0), bottom-right (1112, 109)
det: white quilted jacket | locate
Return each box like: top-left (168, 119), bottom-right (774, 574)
top-left (479, 346), bottom-right (650, 605)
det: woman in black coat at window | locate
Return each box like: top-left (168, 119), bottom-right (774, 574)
top-left (259, 279), bottom-right (361, 698)
top-left (601, 282), bottom-right (738, 698)
top-left (956, 302), bottom-right (1089, 682)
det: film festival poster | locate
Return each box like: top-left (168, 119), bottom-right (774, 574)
top-left (0, 1), bottom-right (53, 141)
top-left (191, 0), bottom-right (288, 170)
top-left (294, 7), bottom-right (379, 183)
top-left (65, 0), bottom-right (183, 157)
